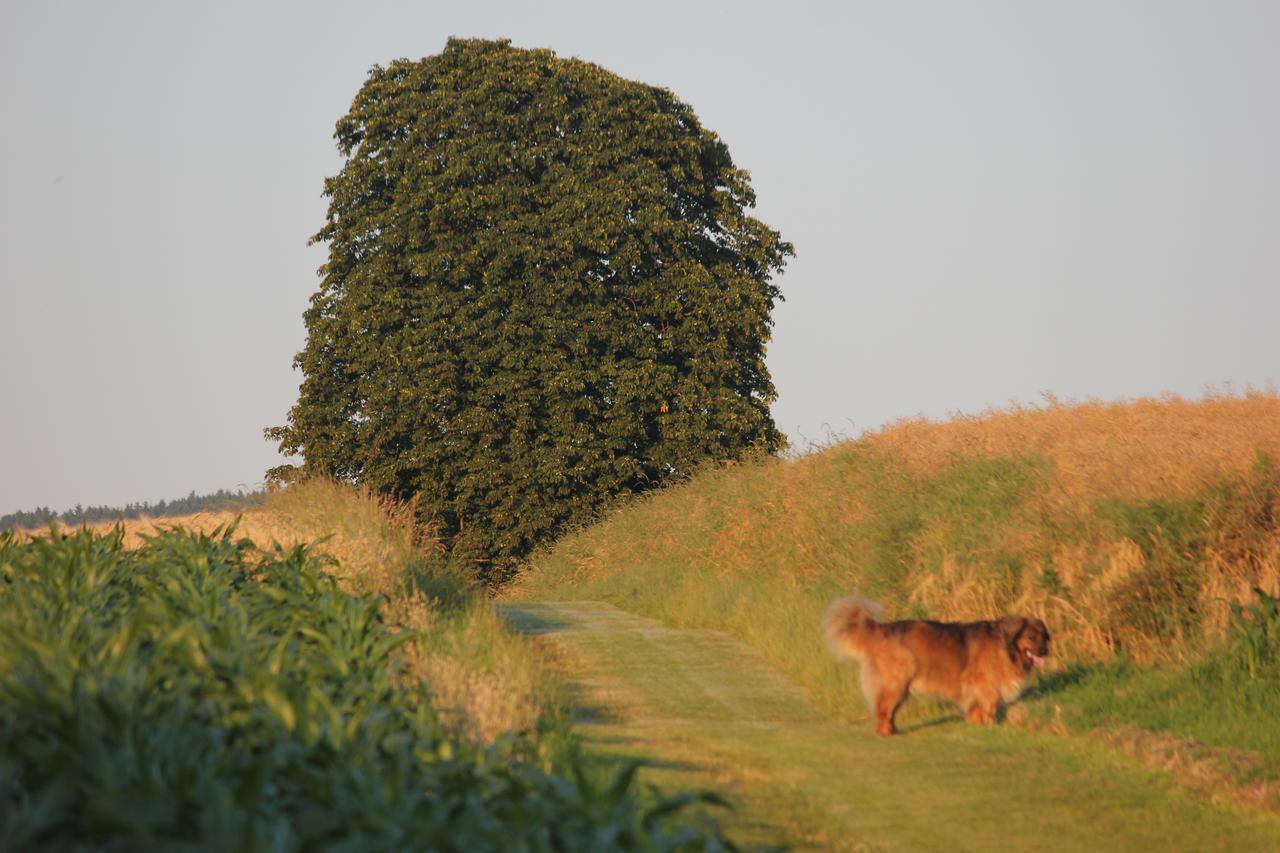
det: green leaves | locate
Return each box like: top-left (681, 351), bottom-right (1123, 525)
top-left (1229, 587), bottom-right (1280, 681)
top-left (0, 528), bottom-right (731, 849)
top-left (270, 37), bottom-right (792, 584)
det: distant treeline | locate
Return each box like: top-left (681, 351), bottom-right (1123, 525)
top-left (0, 489), bottom-right (265, 532)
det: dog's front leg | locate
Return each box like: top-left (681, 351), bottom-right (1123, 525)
top-left (965, 699), bottom-right (998, 725)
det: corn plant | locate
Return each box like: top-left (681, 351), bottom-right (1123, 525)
top-left (0, 526), bottom-right (729, 850)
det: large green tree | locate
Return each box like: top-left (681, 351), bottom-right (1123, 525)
top-left (268, 38), bottom-right (792, 582)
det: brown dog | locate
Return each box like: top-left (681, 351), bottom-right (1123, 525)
top-left (823, 595), bottom-right (1050, 736)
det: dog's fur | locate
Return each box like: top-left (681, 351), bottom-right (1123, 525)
top-left (823, 595), bottom-right (1050, 736)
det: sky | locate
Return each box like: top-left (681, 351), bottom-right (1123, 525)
top-left (2, 1), bottom-right (1278, 515)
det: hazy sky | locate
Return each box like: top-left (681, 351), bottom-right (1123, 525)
top-left (3, 1), bottom-right (1277, 515)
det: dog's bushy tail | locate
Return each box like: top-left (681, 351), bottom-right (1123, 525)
top-left (823, 594), bottom-right (883, 660)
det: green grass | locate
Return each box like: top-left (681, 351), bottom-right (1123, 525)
top-left (1027, 660), bottom-right (1280, 777)
top-left (505, 600), bottom-right (1280, 850)
top-left (0, 525), bottom-right (732, 849)
top-left (1023, 588), bottom-right (1280, 785)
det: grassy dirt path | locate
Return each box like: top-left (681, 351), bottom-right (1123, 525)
top-left (501, 600), bottom-right (1280, 851)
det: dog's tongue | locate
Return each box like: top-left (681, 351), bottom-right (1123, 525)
top-left (1031, 654), bottom-right (1046, 668)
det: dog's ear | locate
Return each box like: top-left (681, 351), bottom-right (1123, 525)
top-left (998, 615), bottom-right (1026, 639)
top-left (999, 615), bottom-right (1027, 663)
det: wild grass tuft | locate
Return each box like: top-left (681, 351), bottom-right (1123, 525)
top-left (1230, 586), bottom-right (1280, 680)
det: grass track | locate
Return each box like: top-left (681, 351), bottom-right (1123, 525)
top-left (502, 600), bottom-right (1280, 851)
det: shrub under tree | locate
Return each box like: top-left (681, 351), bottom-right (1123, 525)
top-left (268, 38), bottom-right (793, 582)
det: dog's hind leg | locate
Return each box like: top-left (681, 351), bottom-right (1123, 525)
top-left (857, 661), bottom-right (905, 736)
top-left (866, 645), bottom-right (916, 735)
top-left (858, 662), bottom-right (903, 735)
top-left (858, 661), bottom-right (880, 713)
top-left (874, 682), bottom-right (909, 736)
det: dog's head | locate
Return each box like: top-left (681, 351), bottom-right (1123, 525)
top-left (1001, 616), bottom-right (1051, 670)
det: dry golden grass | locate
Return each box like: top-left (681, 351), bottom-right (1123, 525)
top-left (875, 391), bottom-right (1280, 661)
top-left (862, 390), bottom-right (1280, 504)
top-left (20, 480), bottom-right (548, 744)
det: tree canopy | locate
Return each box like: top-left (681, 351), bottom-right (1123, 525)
top-left (268, 38), bottom-right (793, 582)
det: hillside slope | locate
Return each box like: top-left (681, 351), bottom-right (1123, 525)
top-left (515, 393), bottom-right (1280, 805)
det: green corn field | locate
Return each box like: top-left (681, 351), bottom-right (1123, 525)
top-left (0, 524), bottom-right (727, 851)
